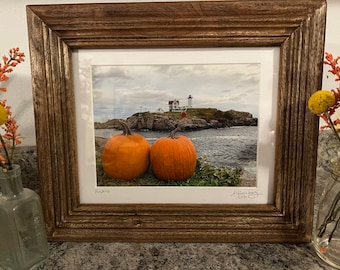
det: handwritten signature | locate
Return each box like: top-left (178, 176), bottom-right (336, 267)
top-left (95, 189), bottom-right (110, 194)
top-left (231, 190), bottom-right (261, 200)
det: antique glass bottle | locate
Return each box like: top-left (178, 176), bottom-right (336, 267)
top-left (0, 164), bottom-right (48, 270)
top-left (314, 171), bottom-right (340, 269)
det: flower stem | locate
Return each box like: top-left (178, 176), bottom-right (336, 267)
top-left (318, 191), bottom-right (340, 240)
top-left (329, 214), bottom-right (340, 242)
top-left (0, 134), bottom-right (12, 170)
top-left (326, 112), bottom-right (340, 144)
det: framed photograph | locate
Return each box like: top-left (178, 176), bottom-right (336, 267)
top-left (73, 47), bottom-right (278, 205)
top-left (26, 1), bottom-right (326, 242)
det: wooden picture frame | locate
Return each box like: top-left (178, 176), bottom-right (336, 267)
top-left (26, 0), bottom-right (326, 242)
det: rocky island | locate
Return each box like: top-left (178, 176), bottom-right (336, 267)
top-left (94, 108), bottom-right (257, 131)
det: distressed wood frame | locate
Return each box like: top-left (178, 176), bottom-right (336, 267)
top-left (26, 0), bottom-right (326, 242)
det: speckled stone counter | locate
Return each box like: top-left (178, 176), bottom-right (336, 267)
top-left (6, 132), bottom-right (339, 270)
top-left (35, 242), bottom-right (334, 269)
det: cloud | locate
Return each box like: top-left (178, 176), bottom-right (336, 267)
top-left (92, 63), bottom-right (260, 121)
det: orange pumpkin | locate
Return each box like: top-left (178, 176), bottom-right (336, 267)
top-left (150, 128), bottom-right (196, 181)
top-left (102, 121), bottom-right (150, 180)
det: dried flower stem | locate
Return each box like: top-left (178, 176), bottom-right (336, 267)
top-left (325, 112), bottom-right (340, 145)
top-left (329, 212), bottom-right (340, 242)
top-left (318, 191), bottom-right (340, 236)
top-left (0, 133), bottom-right (12, 170)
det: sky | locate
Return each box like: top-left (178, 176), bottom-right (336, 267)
top-left (91, 63), bottom-right (260, 122)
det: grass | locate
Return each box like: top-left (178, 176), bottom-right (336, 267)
top-left (96, 156), bottom-right (243, 187)
top-left (184, 108), bottom-right (222, 119)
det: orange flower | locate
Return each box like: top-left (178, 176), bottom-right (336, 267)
top-left (325, 52), bottom-right (340, 81)
top-left (0, 74), bottom-right (9, 82)
top-left (2, 117), bottom-right (22, 145)
top-left (0, 47), bottom-right (25, 170)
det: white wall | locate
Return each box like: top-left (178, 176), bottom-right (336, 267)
top-left (322, 0), bottom-right (340, 94)
top-left (1, 0), bottom-right (339, 146)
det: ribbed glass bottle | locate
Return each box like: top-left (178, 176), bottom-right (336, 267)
top-left (0, 164), bottom-right (48, 270)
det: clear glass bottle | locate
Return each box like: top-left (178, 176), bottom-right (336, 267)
top-left (313, 171), bottom-right (340, 269)
top-left (0, 164), bottom-right (48, 270)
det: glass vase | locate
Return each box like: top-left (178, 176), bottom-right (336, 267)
top-left (313, 171), bottom-right (340, 269)
top-left (0, 164), bottom-right (48, 270)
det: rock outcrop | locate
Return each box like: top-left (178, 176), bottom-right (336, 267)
top-left (94, 109), bottom-right (257, 131)
top-left (94, 119), bottom-right (121, 129)
top-left (125, 114), bottom-right (212, 131)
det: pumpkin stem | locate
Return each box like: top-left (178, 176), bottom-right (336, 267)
top-left (169, 127), bottom-right (180, 139)
top-left (119, 120), bottom-right (133, 136)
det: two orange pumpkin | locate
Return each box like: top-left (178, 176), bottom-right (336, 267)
top-left (102, 123), bottom-right (196, 181)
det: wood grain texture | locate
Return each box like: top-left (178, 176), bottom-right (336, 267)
top-left (26, 0), bottom-right (326, 242)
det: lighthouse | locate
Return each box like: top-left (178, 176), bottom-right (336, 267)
top-left (188, 94), bottom-right (193, 108)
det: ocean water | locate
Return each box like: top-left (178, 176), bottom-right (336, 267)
top-left (95, 126), bottom-right (258, 174)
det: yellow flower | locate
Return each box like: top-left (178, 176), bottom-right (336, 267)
top-left (0, 105), bottom-right (8, 125)
top-left (308, 90), bottom-right (335, 115)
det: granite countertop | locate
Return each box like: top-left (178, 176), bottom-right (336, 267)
top-left (8, 132), bottom-right (338, 270)
top-left (36, 241), bottom-right (334, 270)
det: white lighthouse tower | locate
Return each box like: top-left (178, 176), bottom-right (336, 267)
top-left (188, 94), bottom-right (193, 108)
